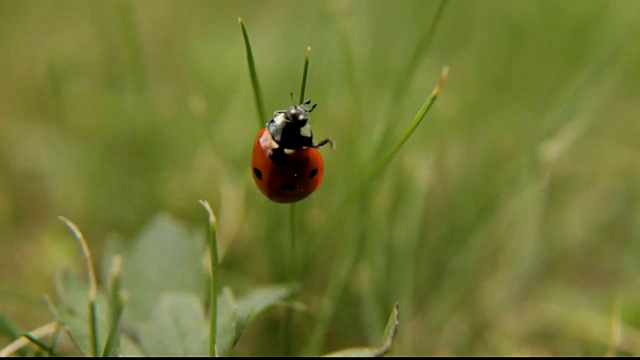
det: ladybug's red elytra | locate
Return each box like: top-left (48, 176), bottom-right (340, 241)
top-left (251, 99), bottom-right (333, 203)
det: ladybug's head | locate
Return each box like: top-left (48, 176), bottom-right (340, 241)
top-left (285, 100), bottom-right (316, 128)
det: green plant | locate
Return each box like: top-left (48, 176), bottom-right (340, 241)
top-left (0, 208), bottom-right (400, 357)
top-left (1, 13), bottom-right (446, 357)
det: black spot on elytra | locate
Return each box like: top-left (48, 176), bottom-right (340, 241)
top-left (280, 182), bottom-right (295, 191)
top-left (309, 168), bottom-right (318, 179)
top-left (253, 168), bottom-right (262, 180)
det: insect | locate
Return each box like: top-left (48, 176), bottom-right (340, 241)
top-left (251, 98), bottom-right (333, 203)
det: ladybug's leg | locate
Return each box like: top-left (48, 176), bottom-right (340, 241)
top-left (313, 138), bottom-right (335, 150)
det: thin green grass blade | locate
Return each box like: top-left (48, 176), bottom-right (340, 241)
top-left (367, 67), bottom-right (449, 186)
top-left (238, 18), bottom-right (267, 127)
top-left (299, 47), bottom-right (311, 104)
top-left (102, 255), bottom-right (126, 357)
top-left (305, 67), bottom-right (448, 355)
top-left (335, 66), bottom-right (448, 211)
top-left (284, 45), bottom-right (312, 356)
top-left (58, 216), bottom-right (99, 357)
top-left (199, 200), bottom-right (219, 357)
top-left (376, 0), bottom-right (448, 157)
top-left (23, 332), bottom-right (58, 357)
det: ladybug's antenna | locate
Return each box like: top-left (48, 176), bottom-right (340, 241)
top-left (289, 92), bottom-right (296, 106)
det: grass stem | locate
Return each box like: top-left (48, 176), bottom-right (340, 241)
top-left (199, 200), bottom-right (219, 357)
top-left (58, 216), bottom-right (99, 357)
top-left (239, 18), bottom-right (267, 126)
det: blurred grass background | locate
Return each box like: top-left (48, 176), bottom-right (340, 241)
top-left (2, 0), bottom-right (640, 356)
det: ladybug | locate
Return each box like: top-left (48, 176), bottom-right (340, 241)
top-left (251, 99), bottom-right (333, 203)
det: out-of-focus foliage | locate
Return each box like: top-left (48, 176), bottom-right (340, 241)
top-left (2, 0), bottom-right (640, 356)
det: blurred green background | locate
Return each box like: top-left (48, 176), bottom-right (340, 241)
top-left (2, 0), bottom-right (640, 356)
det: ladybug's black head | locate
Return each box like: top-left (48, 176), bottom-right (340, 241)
top-left (285, 101), bottom-right (316, 127)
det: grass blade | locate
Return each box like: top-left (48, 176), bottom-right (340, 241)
top-left (199, 200), bottom-right (219, 357)
top-left (239, 18), bottom-right (267, 127)
top-left (367, 66), bottom-right (449, 185)
top-left (102, 255), bottom-right (127, 357)
top-left (23, 332), bottom-right (58, 356)
top-left (377, 0), bottom-right (449, 156)
top-left (0, 322), bottom-right (59, 357)
top-left (58, 216), bottom-right (100, 357)
top-left (305, 67), bottom-right (448, 354)
top-left (299, 47), bottom-right (311, 104)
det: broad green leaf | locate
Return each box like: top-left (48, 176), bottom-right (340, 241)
top-left (138, 293), bottom-right (208, 356)
top-left (234, 283), bottom-right (298, 344)
top-left (52, 269), bottom-right (110, 356)
top-left (322, 304), bottom-right (399, 357)
top-left (215, 287), bottom-right (237, 357)
top-left (117, 213), bottom-right (207, 322)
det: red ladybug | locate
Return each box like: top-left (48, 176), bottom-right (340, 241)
top-left (251, 99), bottom-right (332, 203)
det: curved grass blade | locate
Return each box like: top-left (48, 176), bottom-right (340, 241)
top-left (58, 216), bottom-right (100, 357)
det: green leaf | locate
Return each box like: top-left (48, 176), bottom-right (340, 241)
top-left (52, 269), bottom-right (110, 356)
top-left (322, 304), bottom-right (399, 357)
top-left (215, 287), bottom-right (237, 357)
top-left (234, 284), bottom-right (298, 345)
top-left (116, 213), bottom-right (207, 322)
top-left (138, 293), bottom-right (208, 357)
top-left (136, 290), bottom-right (240, 357)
